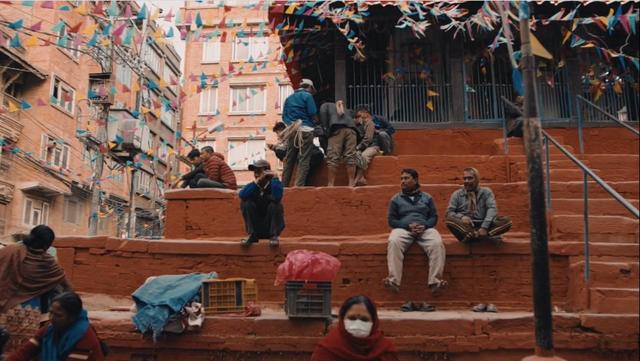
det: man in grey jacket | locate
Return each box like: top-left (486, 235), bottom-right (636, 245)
top-left (384, 169), bottom-right (447, 295)
top-left (445, 167), bottom-right (512, 243)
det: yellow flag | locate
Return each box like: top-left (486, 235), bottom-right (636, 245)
top-left (100, 38), bottom-right (111, 47)
top-left (425, 100), bottom-right (434, 111)
top-left (153, 109), bottom-right (161, 118)
top-left (74, 2), bottom-right (88, 15)
top-left (24, 35), bottom-right (38, 47)
top-left (285, 4), bottom-right (297, 14)
top-left (530, 32), bottom-right (552, 59)
top-left (581, 43), bottom-right (595, 48)
top-left (109, 141), bottom-right (117, 149)
top-left (141, 106), bottom-right (151, 114)
top-left (131, 82), bottom-right (141, 92)
top-left (151, 8), bottom-right (161, 21)
top-left (427, 89), bottom-right (439, 97)
top-left (158, 79), bottom-right (167, 88)
top-left (562, 30), bottom-right (571, 45)
top-left (8, 102), bottom-right (19, 113)
top-left (594, 88), bottom-right (603, 102)
top-left (613, 81), bottom-right (622, 94)
top-left (82, 23), bottom-right (98, 37)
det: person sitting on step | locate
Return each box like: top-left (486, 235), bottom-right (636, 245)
top-left (267, 122), bottom-right (324, 186)
top-left (383, 169), bottom-right (447, 295)
top-left (445, 167), bottom-right (512, 244)
top-left (200, 146), bottom-right (237, 189)
top-left (353, 107), bottom-right (382, 186)
top-left (175, 148), bottom-right (206, 188)
top-left (239, 160), bottom-right (285, 247)
top-left (311, 295), bottom-right (399, 361)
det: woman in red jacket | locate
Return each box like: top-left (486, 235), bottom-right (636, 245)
top-left (311, 295), bottom-right (399, 361)
top-left (6, 292), bottom-right (104, 361)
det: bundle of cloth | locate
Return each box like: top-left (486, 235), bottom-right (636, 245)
top-left (131, 272), bottom-right (217, 341)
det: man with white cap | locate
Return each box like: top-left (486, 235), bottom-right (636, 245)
top-left (281, 78), bottom-right (318, 187)
top-left (239, 159), bottom-right (285, 247)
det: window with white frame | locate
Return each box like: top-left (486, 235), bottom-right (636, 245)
top-left (202, 41), bottom-right (221, 63)
top-left (143, 47), bottom-right (162, 75)
top-left (230, 85), bottom-right (265, 114)
top-left (63, 197), bottom-right (83, 224)
top-left (41, 134), bottom-right (70, 169)
top-left (232, 35), bottom-right (268, 62)
top-left (199, 87), bottom-right (218, 115)
top-left (136, 170), bottom-right (152, 195)
top-left (116, 64), bottom-right (132, 87)
top-left (57, 23), bottom-right (80, 59)
top-left (227, 138), bottom-right (266, 170)
top-left (163, 64), bottom-right (179, 94)
top-left (23, 197), bottom-right (50, 226)
top-left (161, 108), bottom-right (175, 130)
top-left (108, 160), bottom-right (123, 183)
top-left (278, 83), bottom-right (294, 113)
top-left (197, 139), bottom-right (216, 152)
top-left (51, 77), bottom-right (75, 114)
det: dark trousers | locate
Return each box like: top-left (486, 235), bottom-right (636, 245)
top-left (445, 215), bottom-right (512, 242)
top-left (195, 178), bottom-right (225, 188)
top-left (282, 131), bottom-right (314, 187)
top-left (241, 199), bottom-right (285, 238)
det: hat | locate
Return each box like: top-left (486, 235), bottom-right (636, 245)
top-left (299, 78), bottom-right (315, 89)
top-left (248, 159), bottom-right (271, 171)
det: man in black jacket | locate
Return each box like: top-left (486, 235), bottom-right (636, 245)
top-left (384, 169), bottom-right (447, 295)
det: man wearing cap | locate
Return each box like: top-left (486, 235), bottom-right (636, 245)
top-left (239, 160), bottom-right (285, 247)
top-left (281, 78), bottom-right (318, 187)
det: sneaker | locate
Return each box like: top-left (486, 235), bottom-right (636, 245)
top-left (240, 234), bottom-right (259, 246)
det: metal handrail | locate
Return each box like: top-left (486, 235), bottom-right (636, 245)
top-left (543, 130), bottom-right (639, 282)
top-left (576, 95), bottom-right (640, 153)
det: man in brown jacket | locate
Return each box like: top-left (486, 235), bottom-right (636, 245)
top-left (200, 146), bottom-right (237, 189)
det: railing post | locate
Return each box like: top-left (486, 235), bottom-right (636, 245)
top-left (583, 171), bottom-right (590, 282)
top-left (503, 117), bottom-right (509, 155)
top-left (576, 96), bottom-right (584, 154)
top-left (544, 136), bottom-right (551, 210)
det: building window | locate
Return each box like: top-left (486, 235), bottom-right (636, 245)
top-left (57, 23), bottom-right (80, 59)
top-left (161, 108), bottom-right (175, 130)
top-left (144, 47), bottom-right (162, 75)
top-left (136, 171), bottom-right (152, 195)
top-left (63, 197), bottom-right (83, 224)
top-left (232, 36), bottom-right (268, 62)
top-left (278, 83), bottom-right (294, 113)
top-left (23, 197), bottom-right (50, 226)
top-left (230, 85), bottom-right (265, 114)
top-left (41, 134), bottom-right (70, 169)
top-left (116, 64), bottom-right (132, 87)
top-left (228, 138), bottom-right (266, 170)
top-left (51, 77), bottom-right (75, 114)
top-left (202, 41), bottom-right (221, 63)
top-left (199, 87), bottom-right (218, 115)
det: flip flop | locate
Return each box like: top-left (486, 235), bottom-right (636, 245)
top-left (416, 302), bottom-right (436, 312)
top-left (472, 303), bottom-right (487, 312)
top-left (486, 304), bottom-right (498, 313)
top-left (383, 277), bottom-right (400, 293)
top-left (400, 301), bottom-right (414, 312)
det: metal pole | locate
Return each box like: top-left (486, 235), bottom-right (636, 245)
top-left (127, 169), bottom-right (137, 238)
top-left (518, 3), bottom-right (563, 360)
top-left (88, 105), bottom-right (107, 235)
top-left (583, 171), bottom-right (590, 282)
top-left (544, 136), bottom-right (551, 210)
top-left (576, 97), bottom-right (584, 154)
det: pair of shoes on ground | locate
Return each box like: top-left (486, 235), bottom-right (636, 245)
top-left (401, 301), bottom-right (435, 312)
top-left (472, 303), bottom-right (498, 312)
top-left (240, 235), bottom-right (279, 247)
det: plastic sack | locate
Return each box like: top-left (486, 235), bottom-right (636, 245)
top-left (275, 250), bottom-right (341, 286)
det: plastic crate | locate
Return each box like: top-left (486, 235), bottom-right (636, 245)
top-left (201, 278), bottom-right (258, 314)
top-left (284, 281), bottom-right (332, 318)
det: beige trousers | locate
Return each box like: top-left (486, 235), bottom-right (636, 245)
top-left (387, 228), bottom-right (446, 287)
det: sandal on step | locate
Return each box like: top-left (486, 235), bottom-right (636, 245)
top-left (400, 301), bottom-right (414, 312)
top-left (485, 304), bottom-right (498, 313)
top-left (416, 302), bottom-right (436, 312)
top-left (472, 303), bottom-right (487, 312)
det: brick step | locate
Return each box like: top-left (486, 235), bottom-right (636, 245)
top-left (549, 180), bottom-right (639, 200)
top-left (590, 287), bottom-right (640, 314)
top-left (84, 294), bottom-right (638, 360)
top-left (570, 261), bottom-right (639, 289)
top-left (551, 215), bottom-right (639, 243)
top-left (54, 237), bottom-right (639, 309)
top-left (494, 140), bottom-right (576, 156)
top-left (550, 198), bottom-right (640, 216)
top-left (165, 183), bottom-right (640, 239)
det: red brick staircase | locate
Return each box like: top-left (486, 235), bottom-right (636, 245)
top-left (53, 128), bottom-right (638, 361)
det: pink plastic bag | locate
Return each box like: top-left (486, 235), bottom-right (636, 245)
top-left (274, 250), bottom-right (341, 286)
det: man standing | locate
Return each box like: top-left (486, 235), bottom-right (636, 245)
top-left (384, 169), bottom-right (447, 295)
top-left (320, 101), bottom-right (358, 186)
top-left (200, 146), bottom-right (237, 189)
top-left (268, 122), bottom-right (324, 186)
top-left (239, 160), bottom-right (285, 247)
top-left (281, 79), bottom-right (318, 187)
top-left (445, 167), bottom-right (512, 243)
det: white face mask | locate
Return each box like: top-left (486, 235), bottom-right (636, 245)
top-left (344, 319), bottom-right (373, 338)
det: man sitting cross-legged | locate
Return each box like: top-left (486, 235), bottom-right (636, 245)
top-left (383, 169), bottom-right (447, 295)
top-left (445, 167), bottom-right (512, 244)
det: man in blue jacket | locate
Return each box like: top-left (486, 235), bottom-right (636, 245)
top-left (384, 169), bottom-right (447, 295)
top-left (239, 160), bottom-right (285, 247)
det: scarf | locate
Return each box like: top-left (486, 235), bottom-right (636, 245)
top-left (41, 309), bottom-right (90, 361)
top-left (0, 244), bottom-right (65, 313)
top-left (314, 318), bottom-right (398, 361)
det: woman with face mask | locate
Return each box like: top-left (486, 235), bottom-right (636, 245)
top-left (311, 295), bottom-right (398, 361)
